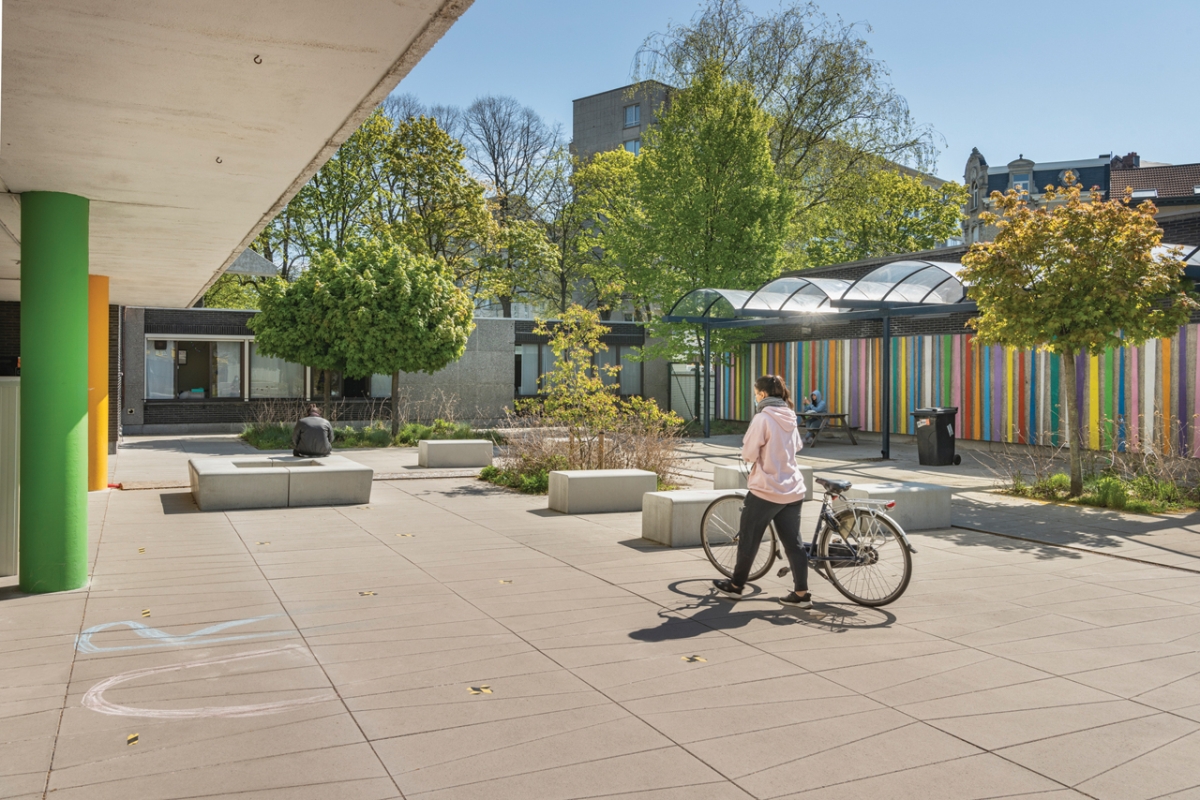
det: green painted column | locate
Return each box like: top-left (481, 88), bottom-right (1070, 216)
top-left (20, 192), bottom-right (89, 593)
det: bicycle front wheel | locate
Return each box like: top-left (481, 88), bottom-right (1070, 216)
top-left (701, 494), bottom-right (777, 581)
top-left (819, 509), bottom-right (912, 607)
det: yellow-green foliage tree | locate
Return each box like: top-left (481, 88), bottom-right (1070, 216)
top-left (798, 168), bottom-right (967, 268)
top-left (202, 274), bottom-right (285, 310)
top-left (961, 176), bottom-right (1197, 496)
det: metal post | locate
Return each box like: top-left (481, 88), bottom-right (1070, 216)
top-left (881, 314), bottom-right (891, 460)
top-left (703, 323), bottom-right (711, 439)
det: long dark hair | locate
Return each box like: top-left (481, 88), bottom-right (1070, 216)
top-left (754, 374), bottom-right (793, 409)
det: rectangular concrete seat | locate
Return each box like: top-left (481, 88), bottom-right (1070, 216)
top-left (548, 469), bottom-right (658, 514)
top-left (713, 463), bottom-right (814, 501)
top-left (843, 481), bottom-right (951, 531)
top-left (417, 439), bottom-right (493, 468)
top-left (642, 489), bottom-right (742, 547)
top-left (188, 455), bottom-right (372, 511)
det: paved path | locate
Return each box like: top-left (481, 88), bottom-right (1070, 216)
top-left (3, 435), bottom-right (1200, 797)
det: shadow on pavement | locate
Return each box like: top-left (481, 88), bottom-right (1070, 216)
top-left (160, 491), bottom-right (200, 515)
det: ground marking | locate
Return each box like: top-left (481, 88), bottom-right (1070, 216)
top-left (75, 615), bottom-right (290, 654)
top-left (127, 733), bottom-right (138, 745)
top-left (83, 645), bottom-right (337, 719)
top-left (682, 655), bottom-right (707, 663)
top-left (468, 685), bottom-right (492, 695)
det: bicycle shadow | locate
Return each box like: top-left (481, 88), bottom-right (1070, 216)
top-left (628, 579), bottom-right (897, 641)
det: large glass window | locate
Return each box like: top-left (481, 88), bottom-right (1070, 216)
top-left (145, 339), bottom-right (175, 399)
top-left (250, 344), bottom-right (304, 398)
top-left (597, 347), bottom-right (618, 387)
top-left (212, 342), bottom-right (242, 398)
top-left (516, 344), bottom-right (539, 396)
top-left (539, 344), bottom-right (557, 391)
top-left (620, 348), bottom-right (642, 396)
top-left (624, 104), bottom-right (640, 127)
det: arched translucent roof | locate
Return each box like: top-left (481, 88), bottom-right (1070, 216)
top-left (667, 288), bottom-right (754, 319)
top-left (666, 260), bottom-right (970, 320)
top-left (842, 260), bottom-right (966, 306)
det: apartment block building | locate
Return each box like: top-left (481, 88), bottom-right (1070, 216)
top-left (571, 81), bottom-right (672, 162)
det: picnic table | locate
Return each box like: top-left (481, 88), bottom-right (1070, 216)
top-left (799, 412), bottom-right (859, 446)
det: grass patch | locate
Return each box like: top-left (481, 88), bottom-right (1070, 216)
top-left (241, 418), bottom-right (503, 451)
top-left (1005, 470), bottom-right (1194, 514)
top-left (479, 464), bottom-right (553, 494)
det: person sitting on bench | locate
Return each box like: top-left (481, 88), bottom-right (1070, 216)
top-left (292, 405), bottom-right (334, 457)
top-left (801, 389), bottom-right (825, 447)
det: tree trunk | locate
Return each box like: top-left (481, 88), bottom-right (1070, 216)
top-left (1063, 350), bottom-right (1084, 496)
top-left (500, 296), bottom-right (512, 318)
top-left (391, 370), bottom-right (401, 437)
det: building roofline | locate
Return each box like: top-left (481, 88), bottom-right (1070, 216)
top-left (987, 157), bottom-right (1111, 176)
top-left (572, 79), bottom-right (674, 105)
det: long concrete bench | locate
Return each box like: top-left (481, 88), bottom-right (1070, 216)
top-left (843, 481), bottom-right (951, 531)
top-left (547, 469), bottom-right (658, 514)
top-left (642, 489), bottom-right (742, 547)
top-left (418, 439), bottom-right (494, 468)
top-left (712, 463), bottom-right (814, 502)
top-left (188, 455), bottom-right (373, 511)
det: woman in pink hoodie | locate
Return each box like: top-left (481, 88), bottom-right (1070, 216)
top-left (713, 375), bottom-right (812, 608)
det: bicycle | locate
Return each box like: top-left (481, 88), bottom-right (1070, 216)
top-left (700, 475), bottom-right (916, 607)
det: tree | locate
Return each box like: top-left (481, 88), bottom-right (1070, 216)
top-left (202, 274), bottom-right (285, 310)
top-left (249, 255), bottom-right (347, 409)
top-left (796, 168), bottom-right (967, 267)
top-left (960, 177), bottom-right (1198, 496)
top-left (330, 238), bottom-right (474, 434)
top-left (460, 95), bottom-right (561, 316)
top-left (573, 149), bottom-right (641, 316)
top-left (627, 61), bottom-right (793, 359)
top-left (373, 114), bottom-right (495, 287)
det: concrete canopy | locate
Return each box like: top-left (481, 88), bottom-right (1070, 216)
top-left (0, 0), bottom-right (472, 306)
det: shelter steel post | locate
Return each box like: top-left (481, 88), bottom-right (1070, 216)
top-left (881, 314), bottom-right (891, 460)
top-left (20, 192), bottom-right (90, 593)
top-left (703, 323), bottom-right (711, 439)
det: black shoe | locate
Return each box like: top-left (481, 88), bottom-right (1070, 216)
top-left (779, 592), bottom-right (812, 609)
top-left (713, 579), bottom-right (744, 598)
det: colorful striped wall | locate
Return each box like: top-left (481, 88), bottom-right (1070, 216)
top-left (716, 326), bottom-right (1200, 454)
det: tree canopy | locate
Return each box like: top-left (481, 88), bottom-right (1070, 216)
top-left (960, 177), bottom-right (1197, 495)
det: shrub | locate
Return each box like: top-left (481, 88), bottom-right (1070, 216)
top-left (1088, 476), bottom-right (1128, 510)
top-left (1047, 473), bottom-right (1071, 493)
top-left (479, 464), bottom-right (555, 494)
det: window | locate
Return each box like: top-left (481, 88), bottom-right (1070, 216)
top-left (250, 344), bottom-right (304, 398)
top-left (623, 139), bottom-right (641, 156)
top-left (624, 104), bottom-right (640, 128)
top-left (1011, 173), bottom-right (1031, 193)
top-left (145, 339), bottom-right (175, 399)
top-left (150, 339), bottom-right (243, 399)
top-left (619, 348), bottom-right (642, 396)
top-left (1131, 188), bottom-right (1158, 199)
top-left (515, 344), bottom-right (539, 396)
top-left (597, 347), bottom-right (618, 387)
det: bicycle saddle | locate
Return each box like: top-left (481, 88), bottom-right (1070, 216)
top-left (816, 477), bottom-right (852, 494)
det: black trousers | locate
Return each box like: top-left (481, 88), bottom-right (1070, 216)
top-left (731, 492), bottom-right (808, 593)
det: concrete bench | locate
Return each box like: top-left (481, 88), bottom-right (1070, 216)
top-left (843, 481), bottom-right (951, 531)
top-left (188, 455), bottom-right (373, 511)
top-left (642, 489), bottom-right (742, 547)
top-left (548, 469), bottom-right (658, 514)
top-left (417, 439), bottom-right (494, 468)
top-left (713, 463), bottom-right (814, 502)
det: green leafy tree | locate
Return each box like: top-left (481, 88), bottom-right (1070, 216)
top-left (627, 60), bottom-right (793, 362)
top-left (202, 274), bottom-right (285, 310)
top-left (573, 148), bottom-right (641, 317)
top-left (330, 238), bottom-right (475, 434)
top-left (796, 168), bottom-right (967, 267)
top-left (250, 256), bottom-right (346, 409)
top-left (961, 176), bottom-right (1198, 496)
top-left (534, 305), bottom-right (621, 430)
top-left (373, 114), bottom-right (495, 286)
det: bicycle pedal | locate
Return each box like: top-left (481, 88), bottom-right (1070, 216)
top-left (777, 567), bottom-right (791, 577)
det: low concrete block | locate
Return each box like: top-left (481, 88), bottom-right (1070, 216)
top-left (642, 489), bottom-right (741, 547)
top-left (548, 469), bottom-right (658, 514)
top-left (712, 464), bottom-right (814, 501)
top-left (418, 439), bottom-right (494, 468)
top-left (843, 481), bottom-right (951, 531)
top-left (188, 455), bottom-right (373, 511)
top-left (287, 457), bottom-right (373, 507)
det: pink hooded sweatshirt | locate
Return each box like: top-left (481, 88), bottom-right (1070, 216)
top-left (742, 401), bottom-right (806, 504)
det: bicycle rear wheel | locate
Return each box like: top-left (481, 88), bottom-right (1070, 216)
top-left (701, 494), bottom-right (777, 581)
top-left (819, 509), bottom-right (912, 607)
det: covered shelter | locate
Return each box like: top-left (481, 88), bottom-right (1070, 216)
top-left (664, 260), bottom-right (977, 455)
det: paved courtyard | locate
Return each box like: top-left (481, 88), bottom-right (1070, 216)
top-left (5, 435), bottom-right (1200, 798)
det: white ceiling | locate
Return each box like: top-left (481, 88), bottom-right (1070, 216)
top-left (0, 0), bottom-right (472, 306)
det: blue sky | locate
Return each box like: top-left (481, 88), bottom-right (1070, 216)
top-left (396, 0), bottom-right (1200, 182)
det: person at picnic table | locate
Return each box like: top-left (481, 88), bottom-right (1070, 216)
top-left (800, 389), bottom-right (826, 447)
top-left (712, 374), bottom-right (812, 608)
